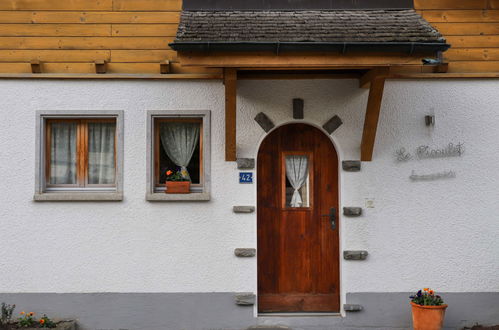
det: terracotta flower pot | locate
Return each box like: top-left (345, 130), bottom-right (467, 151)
top-left (411, 302), bottom-right (448, 330)
top-left (165, 181), bottom-right (190, 194)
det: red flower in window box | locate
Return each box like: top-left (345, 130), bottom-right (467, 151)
top-left (165, 169), bottom-right (190, 194)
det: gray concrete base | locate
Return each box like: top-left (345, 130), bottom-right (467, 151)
top-left (0, 292), bottom-right (497, 330)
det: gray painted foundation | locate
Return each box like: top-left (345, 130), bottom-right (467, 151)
top-left (0, 292), bottom-right (497, 330)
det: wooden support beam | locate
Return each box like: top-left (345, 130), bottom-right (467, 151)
top-left (178, 52), bottom-right (427, 68)
top-left (360, 76), bottom-right (386, 161)
top-left (359, 67), bottom-right (390, 89)
top-left (433, 62), bottom-right (449, 73)
top-left (224, 68), bottom-right (237, 161)
top-left (160, 60), bottom-right (170, 74)
top-left (30, 60), bottom-right (41, 73)
top-left (94, 60), bottom-right (107, 74)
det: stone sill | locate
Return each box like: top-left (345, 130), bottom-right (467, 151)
top-left (34, 192), bottom-right (123, 202)
top-left (146, 192), bottom-right (210, 202)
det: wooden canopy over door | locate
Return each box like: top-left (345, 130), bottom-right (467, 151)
top-left (257, 123), bottom-right (340, 313)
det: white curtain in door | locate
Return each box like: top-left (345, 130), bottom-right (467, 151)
top-left (285, 155), bottom-right (309, 207)
top-left (160, 122), bottom-right (200, 181)
top-left (50, 122), bottom-right (77, 184)
top-left (88, 122), bottom-right (116, 184)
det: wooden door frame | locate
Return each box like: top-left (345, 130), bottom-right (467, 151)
top-left (255, 122), bottom-right (343, 315)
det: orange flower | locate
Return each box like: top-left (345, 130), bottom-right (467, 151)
top-left (40, 319), bottom-right (45, 324)
top-left (166, 170), bottom-right (173, 176)
top-left (29, 312), bottom-right (34, 316)
top-left (429, 290), bottom-right (434, 295)
top-left (20, 311), bottom-right (25, 315)
top-left (423, 288), bottom-right (429, 291)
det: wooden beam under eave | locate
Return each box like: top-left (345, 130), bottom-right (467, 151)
top-left (224, 68), bottom-right (237, 161)
top-left (178, 52), bottom-right (427, 68)
top-left (360, 76), bottom-right (386, 161)
top-left (359, 67), bottom-right (390, 89)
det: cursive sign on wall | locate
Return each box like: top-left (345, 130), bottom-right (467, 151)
top-left (396, 142), bottom-right (464, 162)
top-left (410, 170), bottom-right (456, 181)
top-left (416, 143), bottom-right (464, 159)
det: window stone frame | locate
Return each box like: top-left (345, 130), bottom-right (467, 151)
top-left (34, 110), bottom-right (124, 202)
top-left (146, 110), bottom-right (211, 202)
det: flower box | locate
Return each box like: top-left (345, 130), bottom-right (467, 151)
top-left (165, 181), bottom-right (191, 194)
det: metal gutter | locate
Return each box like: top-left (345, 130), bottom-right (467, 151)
top-left (169, 41), bottom-right (451, 54)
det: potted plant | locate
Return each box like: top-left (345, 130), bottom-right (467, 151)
top-left (410, 288), bottom-right (447, 330)
top-left (0, 303), bottom-right (76, 330)
top-left (165, 169), bottom-right (190, 194)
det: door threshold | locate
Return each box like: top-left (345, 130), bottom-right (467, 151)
top-left (258, 312), bottom-right (342, 317)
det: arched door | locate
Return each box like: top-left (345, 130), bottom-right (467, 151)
top-left (257, 123), bottom-right (340, 313)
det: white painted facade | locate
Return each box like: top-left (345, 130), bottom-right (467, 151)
top-left (1, 78), bottom-right (498, 300)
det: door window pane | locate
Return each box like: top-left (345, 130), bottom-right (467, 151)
top-left (88, 122), bottom-right (116, 184)
top-left (50, 122), bottom-right (77, 184)
top-left (285, 155), bottom-right (310, 208)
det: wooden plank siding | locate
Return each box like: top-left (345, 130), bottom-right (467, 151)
top-left (416, 0), bottom-right (499, 73)
top-left (0, 0), bottom-right (209, 75)
top-left (0, 0), bottom-right (497, 76)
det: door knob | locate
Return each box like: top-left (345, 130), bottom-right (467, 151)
top-left (321, 208), bottom-right (336, 230)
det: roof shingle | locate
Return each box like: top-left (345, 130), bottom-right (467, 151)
top-left (174, 10), bottom-right (445, 44)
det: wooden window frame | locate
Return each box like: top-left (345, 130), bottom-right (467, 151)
top-left (281, 151), bottom-right (314, 211)
top-left (146, 110), bottom-right (211, 201)
top-left (45, 118), bottom-right (117, 190)
top-left (35, 111), bottom-right (124, 201)
top-left (153, 117), bottom-right (203, 192)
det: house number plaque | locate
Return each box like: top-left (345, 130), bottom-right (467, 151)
top-left (239, 172), bottom-right (253, 184)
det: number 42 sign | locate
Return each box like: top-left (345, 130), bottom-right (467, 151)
top-left (239, 172), bottom-right (253, 184)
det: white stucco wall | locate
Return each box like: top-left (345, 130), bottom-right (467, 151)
top-left (0, 79), bottom-right (498, 295)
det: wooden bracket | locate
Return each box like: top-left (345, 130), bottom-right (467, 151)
top-left (95, 60), bottom-right (107, 74)
top-left (359, 67), bottom-right (390, 89)
top-left (433, 62), bottom-right (449, 73)
top-left (160, 60), bottom-right (171, 74)
top-left (30, 60), bottom-right (41, 74)
top-left (224, 68), bottom-right (237, 161)
top-left (360, 76), bottom-right (386, 161)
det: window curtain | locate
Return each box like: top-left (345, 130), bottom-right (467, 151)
top-left (50, 122), bottom-right (77, 184)
top-left (285, 155), bottom-right (309, 207)
top-left (88, 122), bottom-right (116, 184)
top-left (159, 122), bottom-right (200, 181)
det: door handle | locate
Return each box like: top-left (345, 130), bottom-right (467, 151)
top-left (321, 208), bottom-right (336, 230)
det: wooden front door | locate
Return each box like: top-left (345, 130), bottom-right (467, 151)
top-left (257, 124), bottom-right (340, 313)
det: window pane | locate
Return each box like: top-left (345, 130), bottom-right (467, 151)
top-left (158, 121), bottom-right (201, 184)
top-left (50, 122), bottom-right (77, 185)
top-left (88, 122), bottom-right (116, 185)
top-left (285, 155), bottom-right (310, 208)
